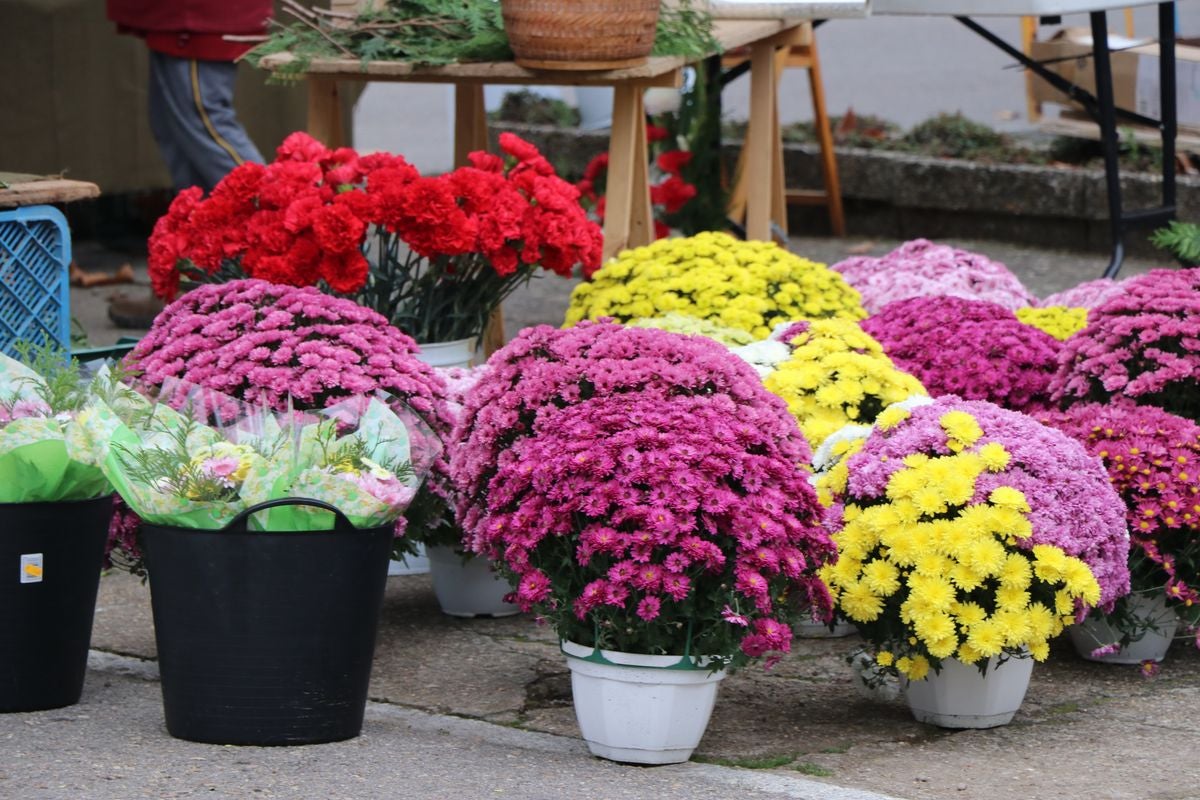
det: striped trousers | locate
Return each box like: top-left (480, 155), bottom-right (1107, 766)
top-left (148, 51), bottom-right (264, 193)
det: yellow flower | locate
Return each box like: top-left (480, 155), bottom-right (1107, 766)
top-left (966, 618), bottom-right (1006, 657)
top-left (908, 574), bottom-right (956, 612)
top-left (1026, 602), bottom-right (1057, 640)
top-left (1061, 557), bottom-right (1101, 604)
top-left (839, 580), bottom-right (885, 621)
top-left (1015, 306), bottom-right (1088, 341)
top-left (875, 650), bottom-right (895, 667)
top-left (861, 558), bottom-right (902, 596)
top-left (950, 600), bottom-right (987, 629)
top-left (939, 410), bottom-right (984, 448)
top-left (901, 654), bottom-right (931, 680)
top-left (877, 405), bottom-right (912, 431)
top-left (1032, 544), bottom-right (1069, 583)
top-left (914, 612), bottom-right (956, 644)
top-left (995, 584), bottom-right (1031, 612)
top-left (989, 486), bottom-right (1031, 512)
top-left (978, 442), bottom-right (1011, 472)
top-left (957, 641), bottom-right (984, 664)
top-left (926, 636), bottom-right (959, 659)
top-left (998, 554), bottom-right (1033, 589)
top-left (1028, 640), bottom-right (1051, 661)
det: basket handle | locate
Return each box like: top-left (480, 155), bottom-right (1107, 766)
top-left (223, 498), bottom-right (356, 533)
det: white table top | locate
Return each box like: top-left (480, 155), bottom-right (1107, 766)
top-left (871, 0), bottom-right (1161, 15)
top-left (708, 0), bottom-right (869, 17)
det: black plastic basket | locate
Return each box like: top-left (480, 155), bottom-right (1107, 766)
top-left (140, 498), bottom-right (394, 745)
top-left (0, 495), bottom-right (114, 712)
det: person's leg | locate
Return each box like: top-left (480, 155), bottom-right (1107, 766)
top-left (147, 51), bottom-right (263, 192)
top-left (147, 51), bottom-right (209, 192)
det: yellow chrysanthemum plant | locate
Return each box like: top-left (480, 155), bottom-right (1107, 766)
top-left (626, 312), bottom-right (757, 347)
top-left (564, 232), bottom-right (866, 339)
top-left (733, 319), bottom-right (927, 450)
top-left (1014, 306), bottom-right (1088, 341)
top-left (817, 395), bottom-right (1131, 683)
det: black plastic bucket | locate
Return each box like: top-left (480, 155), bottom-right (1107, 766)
top-left (0, 495), bottom-right (114, 713)
top-left (139, 498), bottom-right (393, 746)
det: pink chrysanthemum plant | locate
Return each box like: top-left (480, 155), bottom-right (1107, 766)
top-left (1050, 268), bottom-right (1200, 423)
top-left (817, 395), bottom-right (1130, 680)
top-left (1038, 402), bottom-right (1200, 647)
top-left (112, 279), bottom-right (457, 569)
top-left (831, 239), bottom-right (1036, 314)
top-left (451, 322), bottom-right (837, 668)
top-left (862, 295), bottom-right (1063, 412)
top-left (1039, 277), bottom-right (1125, 310)
top-left (732, 319), bottom-right (927, 450)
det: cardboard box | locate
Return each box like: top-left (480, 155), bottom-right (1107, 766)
top-left (1029, 28), bottom-right (1200, 132)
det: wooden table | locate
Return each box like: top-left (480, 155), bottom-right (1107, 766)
top-left (258, 19), bottom-right (810, 262)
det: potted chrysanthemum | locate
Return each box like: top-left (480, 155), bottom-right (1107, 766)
top-left (830, 238), bottom-right (1035, 313)
top-left (452, 322), bottom-right (836, 764)
top-left (1051, 268), bottom-right (1200, 423)
top-left (818, 396), bottom-right (1129, 728)
top-left (862, 295), bottom-right (1063, 412)
top-left (564, 231), bottom-right (866, 337)
top-left (1040, 402), bottom-right (1200, 664)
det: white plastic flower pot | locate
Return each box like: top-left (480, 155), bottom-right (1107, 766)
top-left (414, 337), bottom-right (477, 370)
top-left (427, 545), bottom-right (520, 618)
top-left (904, 655), bottom-right (1033, 729)
top-left (561, 640), bottom-right (726, 765)
top-left (1068, 590), bottom-right (1178, 664)
top-left (795, 614), bottom-right (857, 639)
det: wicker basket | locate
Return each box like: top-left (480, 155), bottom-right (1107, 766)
top-left (501, 0), bottom-right (661, 71)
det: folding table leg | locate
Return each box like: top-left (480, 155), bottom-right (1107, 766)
top-left (307, 77), bottom-right (345, 148)
top-left (603, 84), bottom-right (653, 262)
top-left (1090, 10), bottom-right (1126, 278)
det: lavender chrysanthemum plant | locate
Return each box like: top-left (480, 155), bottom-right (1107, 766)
top-left (451, 322), bottom-right (837, 668)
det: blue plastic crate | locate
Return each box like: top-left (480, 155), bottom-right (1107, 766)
top-left (0, 206), bottom-right (71, 356)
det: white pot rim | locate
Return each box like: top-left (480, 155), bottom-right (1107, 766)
top-left (561, 640), bottom-right (721, 672)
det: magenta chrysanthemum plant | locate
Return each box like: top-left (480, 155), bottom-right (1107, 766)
top-left (1039, 277), bottom-right (1125, 309)
top-left (114, 279), bottom-right (457, 564)
top-left (1037, 403), bottom-right (1200, 614)
top-left (1050, 268), bottom-right (1200, 422)
top-left (831, 239), bottom-right (1035, 314)
top-left (862, 296), bottom-right (1062, 412)
top-left (451, 322), bottom-right (836, 668)
top-left (819, 396), bottom-right (1129, 678)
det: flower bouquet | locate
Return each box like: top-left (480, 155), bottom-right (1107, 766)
top-left (733, 319), bottom-right (926, 450)
top-left (0, 346), bottom-right (122, 712)
top-left (564, 232), bottom-right (865, 338)
top-left (83, 380), bottom-right (438, 745)
top-left (818, 396), bottom-right (1129, 727)
top-left (452, 322), bottom-right (836, 762)
top-left (1051, 268), bottom-right (1200, 422)
top-left (1039, 402), bottom-right (1200, 662)
top-left (148, 131), bottom-right (602, 346)
top-left (862, 295), bottom-right (1062, 412)
top-left (830, 238), bottom-right (1035, 314)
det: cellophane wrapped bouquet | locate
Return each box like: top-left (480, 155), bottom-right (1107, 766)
top-left (83, 380), bottom-right (439, 532)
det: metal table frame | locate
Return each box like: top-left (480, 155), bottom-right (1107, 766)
top-left (957, 2), bottom-right (1177, 276)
